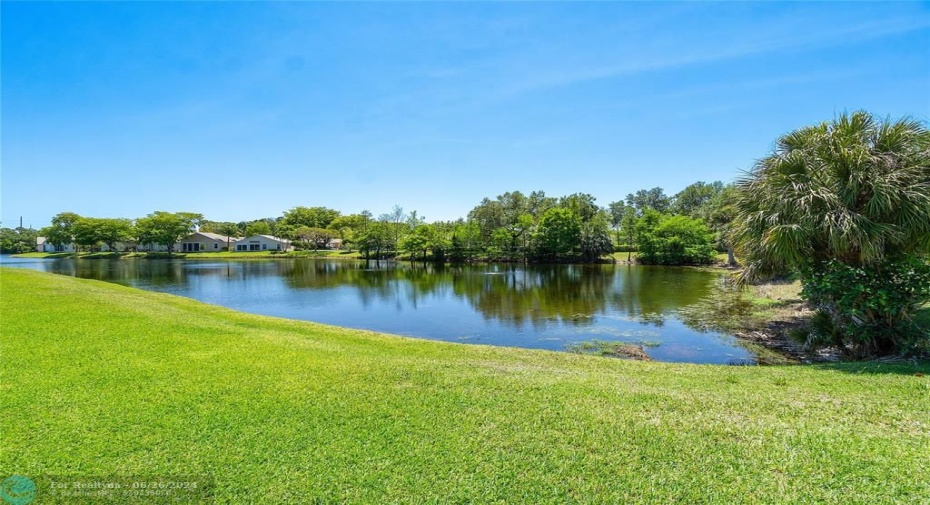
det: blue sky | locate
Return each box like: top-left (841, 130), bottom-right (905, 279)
top-left (2, 2), bottom-right (928, 228)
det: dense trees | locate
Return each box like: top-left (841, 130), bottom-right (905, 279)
top-left (734, 111), bottom-right (930, 355)
top-left (26, 186), bottom-right (725, 264)
top-left (73, 217), bottom-right (134, 251)
top-left (199, 220), bottom-right (242, 238)
top-left (136, 212), bottom-right (202, 253)
top-left (41, 212), bottom-right (81, 250)
top-left (26, 180), bottom-right (735, 266)
top-left (0, 227), bottom-right (39, 254)
top-left (293, 227), bottom-right (335, 250)
top-left (245, 221), bottom-right (272, 236)
top-left (454, 191), bottom-right (616, 262)
top-left (625, 187), bottom-right (670, 214)
top-left (281, 207), bottom-right (340, 230)
top-left (671, 181), bottom-right (725, 216)
top-left (535, 207), bottom-right (581, 260)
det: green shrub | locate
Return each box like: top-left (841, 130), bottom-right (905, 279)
top-left (801, 256), bottom-right (930, 356)
top-left (636, 211), bottom-right (715, 265)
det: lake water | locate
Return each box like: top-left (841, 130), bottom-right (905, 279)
top-left (2, 256), bottom-right (757, 364)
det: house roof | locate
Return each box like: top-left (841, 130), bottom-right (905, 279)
top-left (242, 235), bottom-right (289, 243)
top-left (188, 232), bottom-right (240, 242)
top-left (37, 236), bottom-right (47, 245)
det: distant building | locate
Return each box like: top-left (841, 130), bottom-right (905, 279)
top-left (36, 237), bottom-right (76, 253)
top-left (177, 232), bottom-right (241, 252)
top-left (136, 243), bottom-right (169, 252)
top-left (234, 235), bottom-right (292, 252)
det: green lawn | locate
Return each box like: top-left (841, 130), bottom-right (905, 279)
top-left (1, 268), bottom-right (928, 503)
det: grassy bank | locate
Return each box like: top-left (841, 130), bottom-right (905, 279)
top-left (1, 268), bottom-right (928, 502)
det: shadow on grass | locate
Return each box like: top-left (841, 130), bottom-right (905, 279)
top-left (805, 360), bottom-right (930, 376)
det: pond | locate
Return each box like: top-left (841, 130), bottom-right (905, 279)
top-left (2, 256), bottom-right (757, 364)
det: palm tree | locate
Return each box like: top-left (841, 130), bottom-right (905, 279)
top-left (733, 111), bottom-right (930, 353)
top-left (735, 111), bottom-right (929, 274)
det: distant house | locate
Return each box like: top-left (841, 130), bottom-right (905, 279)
top-left (327, 238), bottom-right (344, 250)
top-left (234, 235), bottom-right (292, 252)
top-left (36, 237), bottom-right (76, 253)
top-left (136, 243), bottom-right (169, 252)
top-left (177, 232), bottom-right (241, 252)
top-left (99, 242), bottom-right (138, 253)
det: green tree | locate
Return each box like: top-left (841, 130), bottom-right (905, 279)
top-left (449, 221), bottom-right (481, 263)
top-left (700, 184), bottom-right (738, 266)
top-left (400, 225), bottom-right (437, 262)
top-left (74, 217), bottom-right (134, 252)
top-left (636, 210), bottom-right (716, 265)
top-left (578, 211), bottom-right (614, 262)
top-left (672, 181), bottom-right (724, 216)
top-left (281, 206), bottom-right (340, 230)
top-left (328, 213), bottom-right (371, 250)
top-left (245, 221), bottom-right (272, 236)
top-left (0, 227), bottom-right (39, 254)
top-left (95, 218), bottom-right (134, 251)
top-left (620, 206), bottom-right (638, 262)
top-left (199, 220), bottom-right (240, 239)
top-left (534, 207), bottom-right (581, 261)
top-left (43, 212), bottom-right (81, 250)
top-left (135, 211), bottom-right (202, 253)
top-left (357, 220), bottom-right (392, 260)
top-left (295, 227), bottom-right (335, 250)
top-left (467, 198), bottom-right (504, 244)
top-left (527, 190), bottom-right (556, 220)
top-left (560, 193), bottom-right (600, 222)
top-left (733, 111), bottom-right (930, 355)
top-left (72, 218), bottom-right (103, 251)
top-left (607, 201), bottom-right (626, 247)
top-left (379, 205), bottom-right (407, 252)
top-left (625, 187), bottom-right (670, 214)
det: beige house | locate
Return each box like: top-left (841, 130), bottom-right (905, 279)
top-left (234, 235), bottom-right (292, 252)
top-left (177, 232), bottom-right (240, 252)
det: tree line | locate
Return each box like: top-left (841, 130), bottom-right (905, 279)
top-left (17, 183), bottom-right (736, 264)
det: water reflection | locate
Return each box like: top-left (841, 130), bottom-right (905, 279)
top-left (2, 256), bottom-right (756, 364)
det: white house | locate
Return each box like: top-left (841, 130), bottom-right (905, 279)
top-left (234, 235), bottom-right (292, 252)
top-left (176, 232), bottom-right (241, 252)
top-left (36, 237), bottom-right (76, 253)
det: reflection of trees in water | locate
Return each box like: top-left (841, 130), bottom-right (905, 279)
top-left (451, 265), bottom-right (613, 328)
top-left (277, 261), bottom-right (719, 329)
top-left (282, 260), bottom-right (455, 310)
top-left (48, 259), bottom-right (190, 288)
top-left (48, 259), bottom-right (721, 331)
top-left (609, 265), bottom-right (718, 325)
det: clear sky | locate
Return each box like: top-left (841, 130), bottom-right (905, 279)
top-left (2, 2), bottom-right (928, 228)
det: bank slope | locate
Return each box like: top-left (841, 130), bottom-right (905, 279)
top-left (1, 268), bottom-right (927, 503)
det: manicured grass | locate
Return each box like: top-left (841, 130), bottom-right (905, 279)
top-left (1, 268), bottom-right (928, 503)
